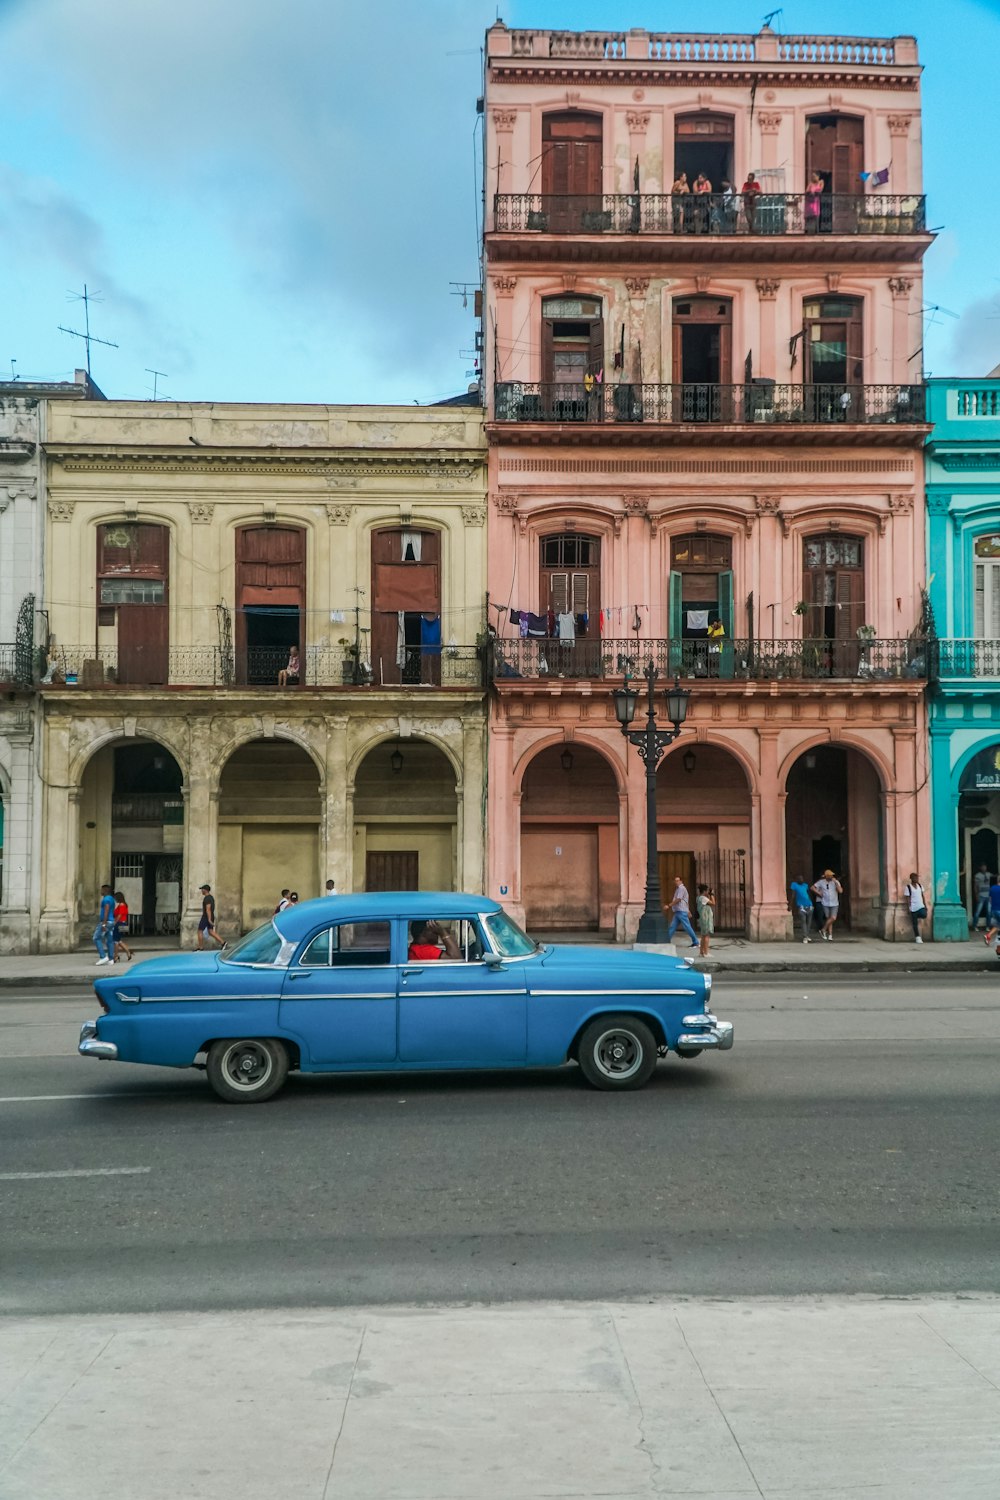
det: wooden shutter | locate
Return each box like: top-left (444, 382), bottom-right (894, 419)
top-left (718, 570), bottom-right (734, 637)
top-left (588, 320), bottom-right (605, 376)
top-left (668, 572), bottom-right (682, 637)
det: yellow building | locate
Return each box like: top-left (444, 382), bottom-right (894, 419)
top-left (38, 401), bottom-right (487, 951)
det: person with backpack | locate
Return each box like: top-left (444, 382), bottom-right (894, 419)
top-left (903, 873), bottom-right (928, 944)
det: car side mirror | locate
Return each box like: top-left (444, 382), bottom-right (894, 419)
top-left (483, 952), bottom-right (506, 968)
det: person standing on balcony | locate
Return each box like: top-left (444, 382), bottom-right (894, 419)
top-left (93, 884), bottom-right (115, 965)
top-left (671, 171), bottom-right (689, 233)
top-left (811, 869), bottom-right (843, 942)
top-left (903, 873), bottom-right (928, 944)
top-left (692, 172), bottom-right (712, 233)
top-left (741, 172), bottom-right (762, 232)
top-left (666, 876), bottom-right (700, 948)
top-left (805, 171), bottom-right (824, 233)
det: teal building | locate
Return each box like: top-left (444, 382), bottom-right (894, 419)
top-left (926, 376), bottom-right (1000, 938)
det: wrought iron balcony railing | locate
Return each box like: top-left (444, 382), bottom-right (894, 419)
top-left (111, 794), bottom-right (185, 824)
top-left (0, 644), bottom-right (16, 683)
top-left (932, 640), bottom-right (1000, 679)
top-left (493, 192), bottom-right (926, 238)
top-left (37, 644), bottom-right (485, 690)
top-left (493, 381), bottom-right (925, 426)
top-left (491, 636), bottom-right (928, 684)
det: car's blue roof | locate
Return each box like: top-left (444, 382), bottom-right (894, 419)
top-left (273, 891), bottom-right (502, 941)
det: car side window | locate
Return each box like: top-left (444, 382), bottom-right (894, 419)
top-left (297, 922), bottom-right (391, 968)
top-left (425, 919), bottom-right (486, 963)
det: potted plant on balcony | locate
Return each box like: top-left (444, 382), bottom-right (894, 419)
top-left (339, 637), bottom-right (359, 684)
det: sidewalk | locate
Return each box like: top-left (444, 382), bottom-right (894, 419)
top-left (2, 932), bottom-right (997, 986)
top-left (2, 1297), bottom-right (999, 1498)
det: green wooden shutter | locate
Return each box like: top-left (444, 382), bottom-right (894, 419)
top-left (668, 571), bottom-right (682, 673)
top-left (718, 570), bottom-right (734, 636)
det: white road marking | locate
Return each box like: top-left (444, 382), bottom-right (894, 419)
top-left (0, 1167), bottom-right (151, 1180)
top-left (0, 1093), bottom-right (153, 1103)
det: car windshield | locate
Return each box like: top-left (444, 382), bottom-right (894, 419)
top-left (221, 921), bottom-right (283, 967)
top-left (483, 910), bottom-right (538, 958)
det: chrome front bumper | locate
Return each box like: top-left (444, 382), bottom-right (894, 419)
top-left (677, 1014), bottom-right (734, 1051)
top-left (79, 1020), bottom-right (119, 1061)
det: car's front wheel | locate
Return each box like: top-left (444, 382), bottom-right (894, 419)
top-left (206, 1038), bottom-right (289, 1104)
top-left (577, 1015), bottom-right (658, 1091)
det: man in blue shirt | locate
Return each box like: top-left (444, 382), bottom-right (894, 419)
top-left (789, 876), bottom-right (814, 943)
top-left (94, 884), bottom-right (115, 965)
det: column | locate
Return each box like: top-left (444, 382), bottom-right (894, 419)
top-left (0, 713), bottom-right (33, 951)
top-left (322, 714), bottom-right (350, 892)
top-left (751, 731), bottom-right (790, 939)
top-left (460, 715), bottom-right (486, 893)
top-left (38, 720), bottom-right (77, 952)
top-left (887, 278), bottom-right (915, 387)
top-left (488, 725), bottom-right (518, 916)
top-left (929, 721), bottom-right (966, 940)
top-left (754, 280), bottom-right (780, 389)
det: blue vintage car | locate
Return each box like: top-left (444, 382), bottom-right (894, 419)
top-left (79, 893), bottom-right (733, 1103)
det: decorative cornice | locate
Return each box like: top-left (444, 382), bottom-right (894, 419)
top-left (325, 503), bottom-right (354, 525)
top-left (938, 453), bottom-right (1000, 472)
top-left (48, 451), bottom-right (483, 481)
top-left (888, 276), bottom-right (914, 299)
top-left (48, 499), bottom-right (75, 521)
top-left (187, 501), bottom-right (215, 524)
top-left (755, 278), bottom-right (780, 299)
top-left (623, 494), bottom-right (649, 516)
top-left (494, 492), bottom-right (520, 514)
top-left (461, 505), bottom-right (487, 526)
top-left (489, 63), bottom-right (920, 94)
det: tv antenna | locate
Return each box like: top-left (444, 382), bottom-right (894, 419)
top-left (9, 359), bottom-right (17, 382)
top-left (761, 8), bottom-right (782, 27)
top-left (145, 368), bottom-right (168, 400)
top-left (58, 284), bottom-right (118, 376)
top-left (450, 281), bottom-right (478, 310)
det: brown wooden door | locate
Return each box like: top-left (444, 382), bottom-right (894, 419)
top-left (98, 522), bottom-right (169, 686)
top-left (366, 850), bottom-right (419, 891)
top-left (542, 112), bottom-right (602, 232)
top-left (803, 296), bottom-right (863, 418)
top-left (235, 526), bottom-right (306, 685)
top-left (371, 529), bottom-right (441, 685)
top-left (672, 298), bottom-right (733, 420)
top-left (539, 535), bottom-right (600, 671)
top-left (806, 115), bottom-right (863, 229)
top-left (802, 535), bottom-right (865, 672)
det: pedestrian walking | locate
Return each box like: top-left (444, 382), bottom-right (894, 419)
top-left (93, 883), bottom-right (115, 965)
top-left (324, 879), bottom-right (337, 896)
top-left (289, 891), bottom-right (299, 905)
top-left (196, 884), bottom-right (223, 949)
top-left (789, 875), bottom-right (814, 943)
top-left (274, 888), bottom-right (291, 914)
top-left (903, 873), bottom-right (928, 943)
top-left (696, 884), bottom-right (715, 957)
top-left (112, 890), bottom-right (134, 963)
top-left (971, 863), bottom-right (991, 930)
top-left (667, 875), bottom-right (700, 948)
top-left (811, 869), bottom-right (843, 942)
top-left (983, 874), bottom-right (1000, 945)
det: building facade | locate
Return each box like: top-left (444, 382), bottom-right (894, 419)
top-left (0, 373), bottom-right (101, 952)
top-left (925, 377), bottom-right (1000, 938)
top-left (37, 401), bottom-right (487, 951)
top-left (483, 23), bottom-right (931, 940)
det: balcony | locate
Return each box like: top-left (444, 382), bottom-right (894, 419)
top-left (37, 644), bottom-right (486, 691)
top-left (492, 636), bottom-right (927, 685)
top-left (491, 382), bottom-right (926, 446)
top-left (111, 794), bottom-right (185, 825)
top-left (933, 640), bottom-right (1000, 681)
top-left (0, 644), bottom-right (15, 685)
top-left (490, 193), bottom-right (928, 264)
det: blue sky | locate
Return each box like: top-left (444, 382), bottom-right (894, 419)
top-left (2, 0), bottom-right (998, 403)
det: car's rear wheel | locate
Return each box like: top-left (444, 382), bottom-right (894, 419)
top-left (577, 1015), bottom-right (658, 1091)
top-left (206, 1038), bottom-right (289, 1103)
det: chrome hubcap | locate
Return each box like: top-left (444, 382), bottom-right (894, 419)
top-left (224, 1043), bottom-right (272, 1089)
top-left (594, 1029), bottom-right (642, 1079)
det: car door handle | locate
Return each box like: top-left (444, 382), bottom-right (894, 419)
top-left (287, 971), bottom-right (313, 981)
top-left (400, 966), bottom-right (424, 976)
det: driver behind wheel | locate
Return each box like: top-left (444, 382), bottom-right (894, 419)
top-left (408, 919), bottom-right (461, 962)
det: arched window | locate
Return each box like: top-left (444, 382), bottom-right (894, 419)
top-left (540, 532), bottom-right (600, 638)
top-left (973, 533), bottom-right (1000, 639)
top-left (669, 534), bottom-right (733, 639)
top-left (802, 295), bottom-right (863, 390)
top-left (97, 522), bottom-right (169, 685)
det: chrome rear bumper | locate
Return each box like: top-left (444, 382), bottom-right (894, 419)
top-left (79, 1020), bottom-right (119, 1061)
top-left (677, 1015), bottom-right (734, 1051)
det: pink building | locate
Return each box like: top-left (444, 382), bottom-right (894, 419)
top-left (483, 24), bottom-right (932, 941)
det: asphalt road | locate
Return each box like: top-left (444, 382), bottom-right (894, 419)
top-left (2, 974), bottom-right (999, 1316)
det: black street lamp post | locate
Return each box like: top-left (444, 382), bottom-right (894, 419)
top-left (613, 663), bottom-right (691, 944)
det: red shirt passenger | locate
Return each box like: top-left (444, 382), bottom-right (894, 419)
top-left (408, 920), bottom-right (461, 961)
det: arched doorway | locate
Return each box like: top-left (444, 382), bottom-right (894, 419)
top-left (235, 526), bottom-right (306, 686)
top-left (520, 744), bottom-right (619, 932)
top-left (656, 744), bottom-right (751, 932)
top-left (957, 745), bottom-right (1000, 920)
top-left (79, 739), bottom-right (185, 940)
top-left (784, 745), bottom-right (883, 931)
top-left (354, 739), bottom-right (458, 893)
top-left (218, 739), bottom-right (321, 930)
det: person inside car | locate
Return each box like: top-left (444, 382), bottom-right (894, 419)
top-left (408, 919), bottom-right (461, 961)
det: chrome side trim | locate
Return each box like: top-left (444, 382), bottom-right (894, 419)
top-left (281, 993), bottom-right (396, 1001)
top-left (529, 988), bottom-right (694, 998)
top-left (399, 989), bottom-right (525, 998)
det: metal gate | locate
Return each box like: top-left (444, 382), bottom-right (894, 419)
top-left (691, 847), bottom-right (748, 933)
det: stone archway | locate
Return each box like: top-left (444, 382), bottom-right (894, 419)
top-left (656, 743), bottom-right (752, 933)
top-left (79, 738), bottom-right (185, 941)
top-left (519, 742), bottom-right (620, 932)
top-left (218, 739), bottom-right (322, 931)
top-left (784, 744), bottom-right (884, 932)
top-left (353, 738), bottom-right (459, 893)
